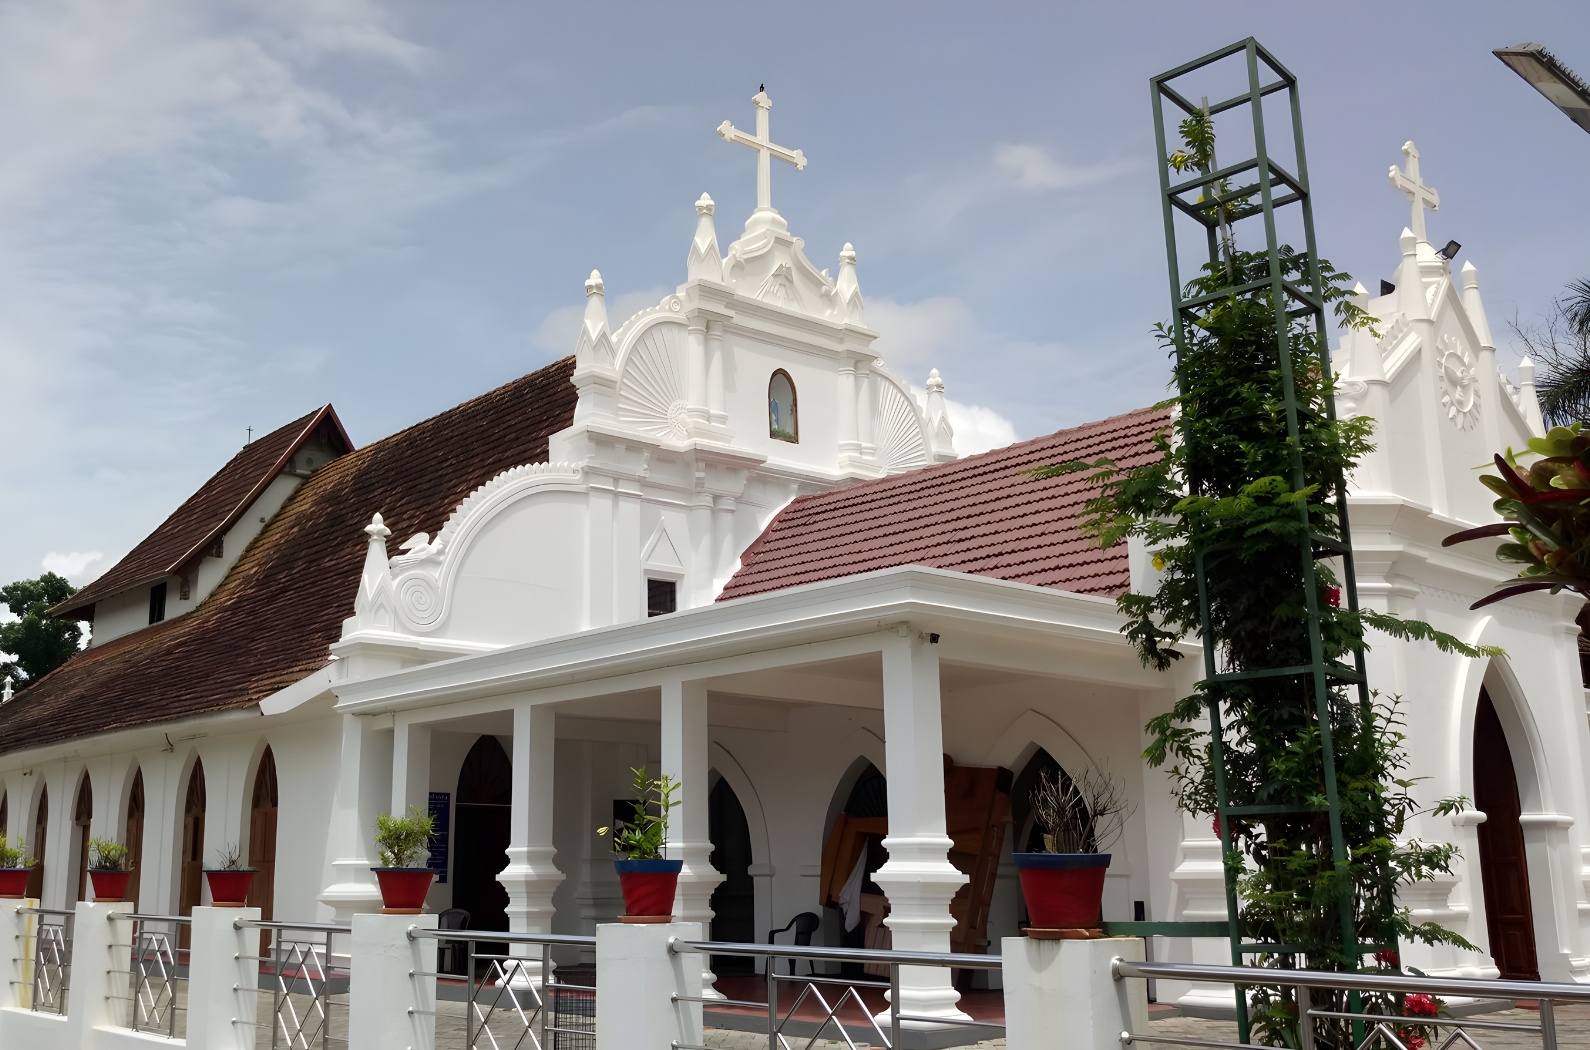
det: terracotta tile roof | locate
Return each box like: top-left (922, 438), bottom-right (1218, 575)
top-left (54, 406), bottom-right (353, 617)
top-left (2, 358), bottom-right (578, 755)
top-left (719, 406), bottom-right (1171, 602)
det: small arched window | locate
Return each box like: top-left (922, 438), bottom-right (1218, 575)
top-left (768, 370), bottom-right (798, 443)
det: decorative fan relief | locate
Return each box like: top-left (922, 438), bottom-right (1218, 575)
top-left (876, 380), bottom-right (930, 473)
top-left (617, 321), bottom-right (690, 441)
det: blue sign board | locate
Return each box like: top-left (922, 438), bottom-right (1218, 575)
top-left (428, 791), bottom-right (450, 883)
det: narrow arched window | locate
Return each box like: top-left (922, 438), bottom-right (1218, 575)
top-left (768, 370), bottom-right (798, 442)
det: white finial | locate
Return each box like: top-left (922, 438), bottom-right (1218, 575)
top-left (1, 676), bottom-right (11, 705)
top-left (923, 368), bottom-right (956, 462)
top-left (575, 269), bottom-right (614, 368)
top-left (833, 242), bottom-right (863, 324)
top-left (1519, 356), bottom-right (1544, 434)
top-left (1395, 228), bottom-right (1428, 320)
top-left (1460, 260), bottom-right (1496, 349)
top-left (349, 512), bottom-right (396, 634)
top-left (926, 367), bottom-right (944, 393)
top-left (1389, 141), bottom-right (1439, 244)
top-left (365, 512), bottom-right (390, 540)
top-left (688, 194), bottom-right (723, 282)
top-left (717, 88), bottom-right (807, 220)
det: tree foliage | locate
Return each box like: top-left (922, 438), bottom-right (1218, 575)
top-left (1508, 279), bottom-right (1590, 428)
top-left (0, 573), bottom-right (82, 688)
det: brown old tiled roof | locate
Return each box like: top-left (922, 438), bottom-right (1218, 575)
top-left (719, 406), bottom-right (1171, 601)
top-left (2, 358), bottom-right (578, 755)
top-left (54, 406), bottom-right (353, 617)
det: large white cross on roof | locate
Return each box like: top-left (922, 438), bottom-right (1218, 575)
top-left (718, 89), bottom-right (806, 216)
top-left (1388, 140), bottom-right (1439, 244)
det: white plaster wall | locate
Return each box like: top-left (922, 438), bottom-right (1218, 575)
top-left (445, 491), bottom-right (589, 645)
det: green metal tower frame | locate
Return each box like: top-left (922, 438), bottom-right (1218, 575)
top-left (1147, 38), bottom-right (1383, 1041)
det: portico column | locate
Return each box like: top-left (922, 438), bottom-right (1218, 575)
top-left (872, 629), bottom-right (971, 1024)
top-left (391, 719), bottom-right (431, 818)
top-left (319, 713), bottom-right (392, 921)
top-left (662, 680), bottom-right (725, 999)
top-left (500, 700), bottom-right (564, 987)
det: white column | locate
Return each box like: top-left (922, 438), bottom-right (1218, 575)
top-left (689, 493), bottom-right (715, 608)
top-left (837, 362), bottom-right (860, 458)
top-left (65, 901), bottom-right (134, 1044)
top-left (185, 905), bottom-right (261, 1050)
top-left (872, 630), bottom-right (970, 1024)
top-left (595, 921), bottom-right (703, 1050)
top-left (662, 680), bottom-right (724, 999)
top-left (712, 496), bottom-right (737, 585)
top-left (349, 911), bottom-right (438, 1050)
top-left (705, 321), bottom-right (727, 428)
top-left (391, 720), bottom-right (431, 818)
top-left (1002, 935), bottom-right (1148, 1050)
top-left (500, 700), bottom-right (564, 987)
top-left (686, 321), bottom-right (709, 427)
top-left (320, 714), bottom-right (392, 921)
top-left (0, 899), bottom-right (34, 1010)
top-left (856, 364), bottom-right (876, 457)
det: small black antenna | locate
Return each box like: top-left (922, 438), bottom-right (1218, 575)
top-left (246, 426), bottom-right (252, 444)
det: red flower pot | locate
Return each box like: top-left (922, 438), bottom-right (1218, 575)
top-left (89, 869), bottom-right (133, 903)
top-left (204, 869), bottom-right (257, 907)
top-left (615, 859), bottom-right (683, 921)
top-left (1013, 853), bottom-right (1110, 929)
top-left (372, 867), bottom-right (435, 914)
top-left (0, 869), bottom-right (30, 899)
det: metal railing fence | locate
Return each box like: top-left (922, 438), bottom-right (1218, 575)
top-left (1113, 958), bottom-right (1590, 1050)
top-left (112, 913), bottom-right (190, 1038)
top-left (668, 938), bottom-right (1005, 1050)
top-left (18, 906), bottom-right (73, 1015)
top-left (407, 926), bottom-right (598, 1050)
top-left (237, 918), bottom-right (353, 1050)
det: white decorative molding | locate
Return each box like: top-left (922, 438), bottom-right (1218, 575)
top-left (755, 261), bottom-right (803, 311)
top-left (616, 319), bottom-right (690, 442)
top-left (1450, 809), bottom-right (1488, 827)
top-left (687, 193), bottom-right (722, 282)
top-left (923, 368), bottom-right (957, 463)
top-left (1436, 333), bottom-right (1480, 430)
top-left (875, 373), bottom-right (931, 473)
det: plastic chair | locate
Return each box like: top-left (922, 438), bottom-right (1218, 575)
top-left (767, 911), bottom-right (821, 975)
top-left (437, 908), bottom-right (471, 975)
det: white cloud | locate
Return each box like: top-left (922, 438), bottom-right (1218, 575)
top-left (534, 285), bottom-right (671, 356)
top-left (994, 143), bottom-right (1132, 192)
top-left (42, 551), bottom-right (103, 580)
top-left (865, 296), bottom-right (978, 373)
top-left (941, 398), bottom-right (1020, 456)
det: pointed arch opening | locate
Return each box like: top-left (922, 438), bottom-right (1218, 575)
top-left (708, 773), bottom-right (755, 974)
top-left (73, 773), bottom-right (93, 902)
top-left (178, 759), bottom-right (207, 942)
top-left (768, 370), bottom-right (798, 442)
top-left (27, 785), bottom-right (48, 900)
top-left (248, 748), bottom-right (279, 938)
top-left (1, 791), bottom-right (7, 839)
top-left (125, 770), bottom-right (145, 912)
top-left (819, 762), bottom-right (889, 975)
top-left (1474, 687), bottom-right (1540, 979)
top-left (454, 735), bottom-right (512, 954)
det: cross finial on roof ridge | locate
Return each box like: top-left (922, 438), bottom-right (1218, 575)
top-left (1389, 141), bottom-right (1439, 244)
top-left (717, 88), bottom-right (806, 224)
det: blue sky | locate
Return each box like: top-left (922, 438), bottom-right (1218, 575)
top-left (3, 1), bottom-right (1589, 591)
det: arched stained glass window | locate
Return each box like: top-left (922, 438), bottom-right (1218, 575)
top-left (768, 371), bottom-right (798, 443)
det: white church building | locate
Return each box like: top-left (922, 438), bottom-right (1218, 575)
top-left (4, 94), bottom-right (1590, 1021)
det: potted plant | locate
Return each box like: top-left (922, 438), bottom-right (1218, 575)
top-left (1012, 766), bottom-right (1133, 933)
top-left (371, 806), bottom-right (437, 914)
top-left (87, 839), bottom-right (133, 902)
top-left (203, 842), bottom-right (257, 907)
top-left (597, 767), bottom-right (681, 922)
top-left (0, 837), bottom-right (37, 899)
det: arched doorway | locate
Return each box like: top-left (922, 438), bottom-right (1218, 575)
top-left (819, 763), bottom-right (889, 975)
top-left (708, 776), bottom-right (755, 974)
top-left (1474, 688), bottom-right (1540, 979)
top-left (178, 760), bottom-right (207, 948)
top-left (1, 792), bottom-right (8, 838)
top-left (248, 749), bottom-right (278, 940)
top-left (27, 786), bottom-right (48, 900)
top-left (1008, 749), bottom-right (1064, 928)
top-left (73, 775), bottom-right (92, 901)
top-left (125, 771), bottom-right (145, 912)
top-left (454, 736), bottom-right (512, 950)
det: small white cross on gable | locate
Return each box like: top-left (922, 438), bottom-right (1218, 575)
top-left (718, 89), bottom-right (807, 216)
top-left (1388, 140), bottom-right (1439, 244)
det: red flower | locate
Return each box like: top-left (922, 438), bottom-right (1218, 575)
top-left (1374, 949), bottom-right (1400, 968)
top-left (1405, 994), bottom-right (1438, 1017)
top-left (1398, 1032), bottom-right (1426, 1050)
top-left (1212, 816), bottom-right (1222, 837)
top-left (1326, 586), bottom-right (1342, 608)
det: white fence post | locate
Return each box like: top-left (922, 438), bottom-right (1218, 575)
top-left (595, 921), bottom-right (702, 1050)
top-left (348, 911), bottom-right (437, 1050)
top-left (187, 905), bottom-right (261, 1050)
top-left (0, 899), bottom-right (34, 1014)
top-left (65, 900), bottom-right (134, 1045)
top-left (1002, 935), bottom-right (1149, 1050)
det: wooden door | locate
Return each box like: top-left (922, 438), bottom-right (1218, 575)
top-left (26, 786), bottom-right (47, 900)
top-left (1474, 689), bottom-right (1540, 980)
top-left (124, 771), bottom-right (145, 912)
top-left (247, 749), bottom-right (278, 952)
top-left (74, 776), bottom-right (92, 902)
top-left (178, 761), bottom-right (206, 948)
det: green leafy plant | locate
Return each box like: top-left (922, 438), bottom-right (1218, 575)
top-left (0, 836), bottom-right (37, 869)
top-left (375, 806), bottom-right (436, 868)
top-left (88, 839), bottom-right (129, 872)
top-left (1029, 766), bottom-right (1134, 854)
top-left (1443, 423), bottom-right (1590, 605)
top-left (209, 841), bottom-right (251, 871)
top-left (597, 767), bottom-right (680, 861)
top-left (1025, 105), bottom-right (1498, 1050)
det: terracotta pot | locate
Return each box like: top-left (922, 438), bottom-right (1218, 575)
top-left (372, 867), bottom-right (435, 914)
top-left (89, 869), bottom-right (133, 903)
top-left (204, 869), bottom-right (258, 907)
top-left (0, 868), bottom-right (30, 899)
top-left (614, 858), bottom-right (683, 921)
top-left (1013, 853), bottom-right (1110, 929)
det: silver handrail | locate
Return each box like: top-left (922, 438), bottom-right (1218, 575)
top-left (670, 937), bottom-right (1003, 969)
top-left (16, 907), bottom-right (75, 917)
top-left (406, 926), bottom-right (596, 948)
top-left (234, 919), bottom-right (352, 935)
top-left (122, 913), bottom-right (190, 924)
top-left (1112, 957), bottom-right (1590, 1002)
